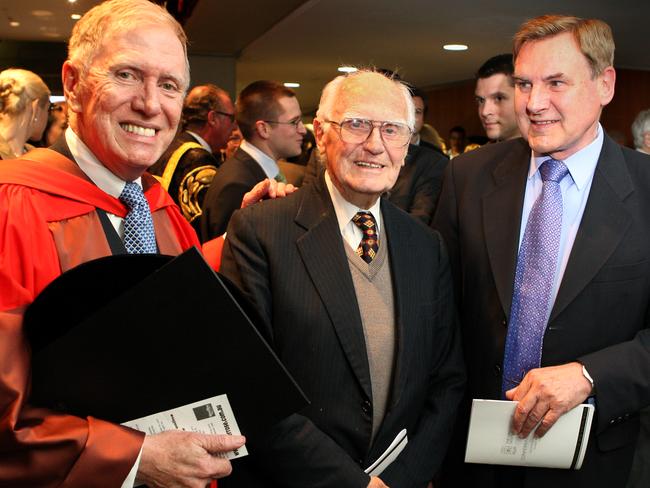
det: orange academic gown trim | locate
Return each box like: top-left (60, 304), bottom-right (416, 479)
top-left (0, 149), bottom-right (200, 487)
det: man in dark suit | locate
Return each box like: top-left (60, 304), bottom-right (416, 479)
top-left (434, 15), bottom-right (650, 487)
top-left (200, 80), bottom-right (305, 241)
top-left (150, 84), bottom-right (235, 230)
top-left (221, 69), bottom-right (465, 488)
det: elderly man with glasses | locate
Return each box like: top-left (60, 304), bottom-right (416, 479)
top-left (200, 80), bottom-right (305, 241)
top-left (219, 69), bottom-right (465, 488)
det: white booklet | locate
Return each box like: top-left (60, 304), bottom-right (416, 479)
top-left (122, 393), bottom-right (248, 460)
top-left (465, 399), bottom-right (594, 469)
top-left (365, 429), bottom-right (408, 476)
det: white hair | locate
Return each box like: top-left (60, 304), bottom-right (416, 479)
top-left (315, 69), bottom-right (416, 130)
top-left (631, 109), bottom-right (650, 150)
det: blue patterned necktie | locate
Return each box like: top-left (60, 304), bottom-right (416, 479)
top-left (119, 181), bottom-right (157, 254)
top-left (502, 158), bottom-right (569, 397)
top-left (352, 211), bottom-right (379, 263)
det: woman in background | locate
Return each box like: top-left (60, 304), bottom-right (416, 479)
top-left (0, 68), bottom-right (50, 160)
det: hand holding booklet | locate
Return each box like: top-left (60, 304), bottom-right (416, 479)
top-left (465, 399), bottom-right (594, 470)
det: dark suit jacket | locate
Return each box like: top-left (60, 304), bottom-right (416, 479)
top-left (433, 136), bottom-right (650, 487)
top-left (220, 174), bottom-right (465, 488)
top-left (388, 144), bottom-right (448, 226)
top-left (199, 147), bottom-right (267, 241)
top-left (278, 160), bottom-right (306, 187)
top-left (419, 139), bottom-right (447, 158)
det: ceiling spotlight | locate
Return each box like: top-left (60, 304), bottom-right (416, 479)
top-left (338, 66), bottom-right (358, 73)
top-left (68, 0), bottom-right (77, 3)
top-left (443, 44), bottom-right (468, 51)
top-left (9, 20), bottom-right (20, 27)
top-left (71, 14), bottom-right (81, 20)
top-left (284, 82), bottom-right (300, 88)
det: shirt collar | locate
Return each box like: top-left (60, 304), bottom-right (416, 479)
top-left (324, 170), bottom-right (382, 234)
top-left (239, 139), bottom-right (279, 179)
top-left (186, 130), bottom-right (212, 153)
top-left (529, 123), bottom-right (604, 190)
top-left (65, 127), bottom-right (140, 198)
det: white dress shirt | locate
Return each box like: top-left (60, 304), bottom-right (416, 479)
top-left (186, 130), bottom-right (212, 153)
top-left (518, 124), bottom-right (604, 313)
top-left (324, 170), bottom-right (382, 251)
top-left (65, 127), bottom-right (145, 238)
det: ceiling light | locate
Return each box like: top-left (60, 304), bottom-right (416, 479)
top-left (284, 82), bottom-right (300, 88)
top-left (338, 66), bottom-right (357, 73)
top-left (68, 0), bottom-right (77, 3)
top-left (71, 14), bottom-right (81, 20)
top-left (31, 10), bottom-right (54, 18)
top-left (9, 20), bottom-right (20, 27)
top-left (443, 44), bottom-right (468, 51)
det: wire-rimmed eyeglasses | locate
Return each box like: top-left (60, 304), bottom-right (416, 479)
top-left (324, 118), bottom-right (412, 148)
top-left (262, 116), bottom-right (304, 129)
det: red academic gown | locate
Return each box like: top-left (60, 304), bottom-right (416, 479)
top-left (0, 149), bottom-right (200, 487)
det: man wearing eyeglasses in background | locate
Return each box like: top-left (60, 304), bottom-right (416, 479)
top-left (219, 69), bottom-right (465, 488)
top-left (151, 84), bottom-right (236, 231)
top-left (200, 80), bottom-right (304, 241)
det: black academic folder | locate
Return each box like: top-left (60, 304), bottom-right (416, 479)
top-left (24, 247), bottom-right (308, 440)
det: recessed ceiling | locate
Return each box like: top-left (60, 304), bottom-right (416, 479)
top-left (1, 0), bottom-right (648, 113)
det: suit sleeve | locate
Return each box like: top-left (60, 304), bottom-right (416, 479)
top-left (432, 160), bottom-right (462, 305)
top-left (0, 184), bottom-right (143, 488)
top-left (380, 233), bottom-right (466, 487)
top-left (404, 158), bottom-right (437, 226)
top-left (221, 209), bottom-right (372, 488)
top-left (578, 321), bottom-right (650, 434)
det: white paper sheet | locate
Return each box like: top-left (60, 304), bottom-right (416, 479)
top-left (365, 429), bottom-right (408, 476)
top-left (122, 393), bottom-right (248, 460)
top-left (465, 399), bottom-right (593, 469)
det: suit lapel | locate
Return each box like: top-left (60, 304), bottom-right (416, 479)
top-left (381, 201), bottom-right (413, 409)
top-left (236, 147), bottom-right (273, 182)
top-left (295, 177), bottom-right (372, 398)
top-left (550, 135), bottom-right (633, 320)
top-left (482, 140), bottom-right (530, 318)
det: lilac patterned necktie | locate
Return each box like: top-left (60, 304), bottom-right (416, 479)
top-left (502, 158), bottom-right (569, 397)
top-left (119, 181), bottom-right (157, 254)
top-left (352, 211), bottom-right (379, 263)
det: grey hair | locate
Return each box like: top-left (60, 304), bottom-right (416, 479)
top-left (68, 0), bottom-right (189, 88)
top-left (631, 109), bottom-right (650, 150)
top-left (315, 69), bottom-right (416, 130)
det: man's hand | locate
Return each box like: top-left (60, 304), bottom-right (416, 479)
top-left (137, 431), bottom-right (246, 488)
top-left (241, 178), bottom-right (297, 208)
top-left (367, 476), bottom-right (389, 488)
top-left (505, 361), bottom-right (593, 438)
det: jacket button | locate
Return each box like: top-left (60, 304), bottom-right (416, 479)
top-left (362, 400), bottom-right (371, 415)
top-left (501, 319), bottom-right (507, 327)
top-left (494, 364), bottom-right (502, 376)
